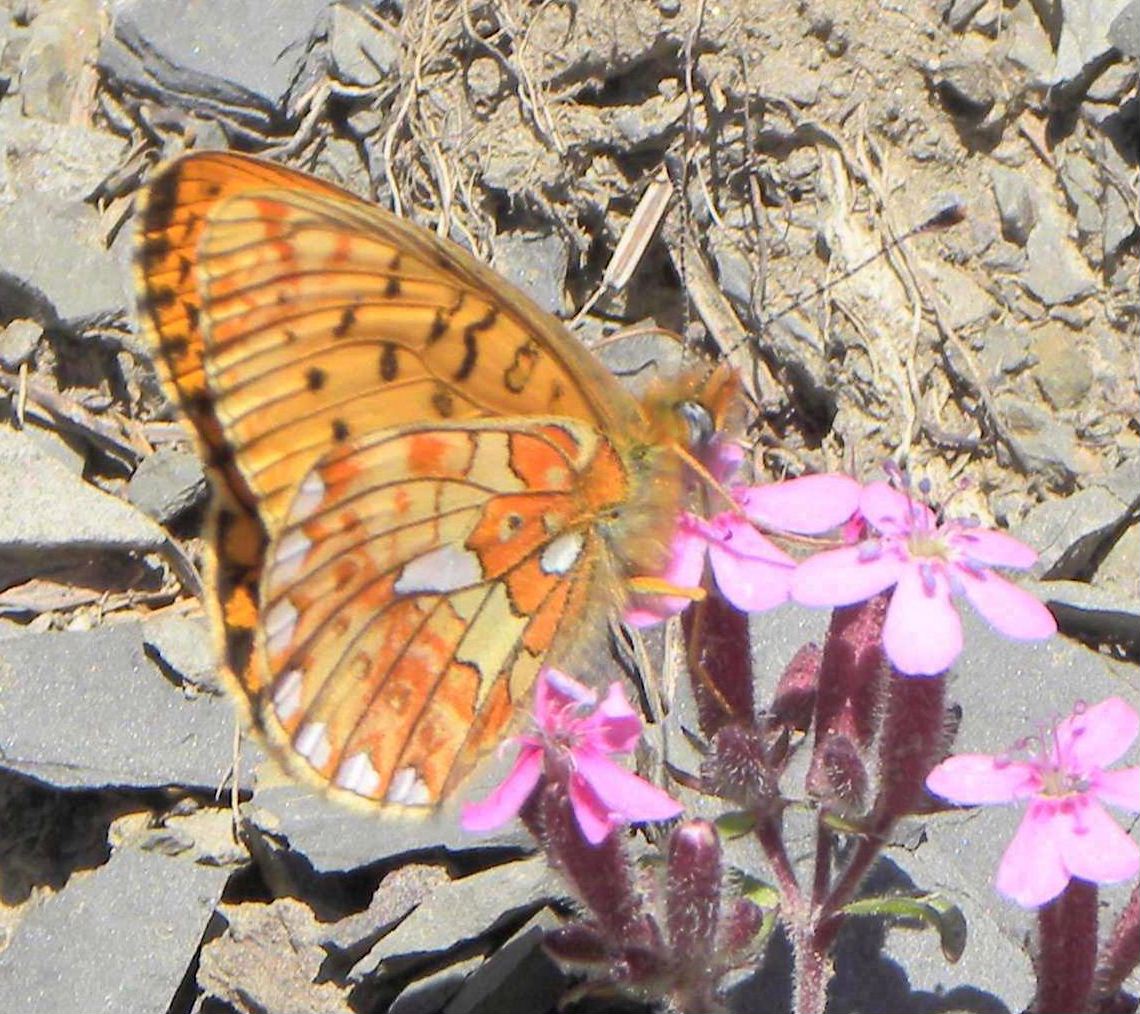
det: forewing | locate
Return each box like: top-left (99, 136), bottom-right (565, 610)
top-left (136, 151), bottom-right (639, 532)
top-left (252, 418), bottom-right (629, 807)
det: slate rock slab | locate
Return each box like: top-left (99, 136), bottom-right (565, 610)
top-left (100, 0), bottom-right (332, 134)
top-left (0, 621), bottom-right (234, 792)
top-left (0, 843), bottom-right (228, 1014)
top-left (0, 191), bottom-right (132, 322)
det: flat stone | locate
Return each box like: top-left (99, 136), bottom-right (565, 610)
top-left (0, 622), bottom-right (234, 791)
top-left (0, 192), bottom-right (131, 321)
top-left (1051, 0), bottom-right (1133, 102)
top-left (445, 912), bottom-right (565, 1014)
top-left (198, 899), bottom-right (353, 1014)
top-left (389, 956), bottom-right (482, 1014)
top-left (1109, 0), bottom-right (1140, 56)
top-left (1019, 484), bottom-right (1133, 577)
top-left (930, 262), bottom-right (994, 331)
top-left (0, 843), bottom-right (228, 1014)
top-left (246, 743), bottom-right (531, 874)
top-left (989, 166), bottom-right (1036, 246)
top-left (127, 445), bottom-right (209, 524)
top-left (100, 0), bottom-right (332, 135)
top-left (491, 230), bottom-right (569, 317)
top-left (945, 0), bottom-right (986, 31)
top-left (351, 858), bottom-right (558, 981)
top-left (0, 318), bottom-right (41, 369)
top-left (993, 395), bottom-right (1084, 479)
top-left (141, 611), bottom-right (221, 693)
top-left (1022, 212), bottom-right (1097, 306)
top-left (0, 428), bottom-right (166, 585)
top-left (329, 3), bottom-right (399, 87)
top-left (1033, 578), bottom-right (1140, 658)
top-left (1030, 324), bottom-right (1094, 409)
top-left (17, 0), bottom-right (101, 123)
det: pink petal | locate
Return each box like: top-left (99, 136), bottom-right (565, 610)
top-left (791, 545), bottom-right (904, 607)
top-left (958, 569), bottom-right (1057, 641)
top-left (860, 482), bottom-right (934, 537)
top-left (574, 746), bottom-right (684, 824)
top-left (708, 439), bottom-right (745, 484)
top-left (535, 668), bottom-right (596, 734)
top-left (1057, 697), bottom-right (1140, 771)
top-left (706, 516), bottom-right (796, 611)
top-left (1092, 767), bottom-right (1140, 812)
top-left (624, 518), bottom-right (708, 628)
top-left (579, 682), bottom-right (643, 755)
top-left (882, 566), bottom-right (962, 675)
top-left (460, 746), bottom-right (544, 833)
top-left (736, 473), bottom-right (861, 534)
top-left (568, 771), bottom-right (619, 844)
top-left (950, 527), bottom-right (1038, 569)
top-left (925, 755), bottom-right (1040, 804)
top-left (995, 804), bottom-right (1071, 907)
top-left (1055, 796), bottom-right (1140, 886)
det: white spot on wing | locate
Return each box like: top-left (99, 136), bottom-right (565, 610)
top-left (265, 599), bottom-right (298, 656)
top-left (271, 529), bottom-right (311, 583)
top-left (335, 751), bottom-right (382, 798)
top-left (387, 766), bottom-right (431, 806)
top-left (290, 471), bottom-right (326, 523)
top-left (294, 722), bottom-right (332, 770)
top-left (540, 530), bottom-right (584, 575)
top-left (271, 668), bottom-right (304, 722)
top-left (394, 543), bottom-right (483, 595)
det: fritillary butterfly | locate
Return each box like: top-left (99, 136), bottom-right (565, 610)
top-left (135, 151), bottom-right (740, 809)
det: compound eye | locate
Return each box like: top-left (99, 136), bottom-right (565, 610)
top-left (677, 399), bottom-right (714, 450)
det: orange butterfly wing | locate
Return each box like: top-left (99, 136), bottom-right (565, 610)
top-left (135, 151), bottom-right (713, 808)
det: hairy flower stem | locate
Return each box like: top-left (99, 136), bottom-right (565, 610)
top-left (1093, 881), bottom-right (1140, 1005)
top-left (1033, 878), bottom-right (1097, 1013)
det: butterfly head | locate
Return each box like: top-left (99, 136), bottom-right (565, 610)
top-left (641, 361), bottom-right (745, 472)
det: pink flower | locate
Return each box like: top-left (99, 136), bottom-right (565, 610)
top-left (461, 669), bottom-right (683, 844)
top-left (926, 697), bottom-right (1140, 908)
top-left (791, 481), bottom-right (1056, 675)
top-left (626, 469), bottom-right (862, 627)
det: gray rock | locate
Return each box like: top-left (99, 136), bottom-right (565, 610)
top-left (1019, 484), bottom-right (1134, 577)
top-left (930, 262), bottom-right (995, 331)
top-left (1050, 0), bottom-right (1132, 105)
top-left (0, 192), bottom-right (131, 321)
top-left (17, 0), bottom-right (101, 123)
top-left (351, 858), bottom-right (559, 981)
top-left (127, 446), bottom-right (209, 524)
top-left (993, 394), bottom-right (1083, 479)
top-left (0, 622), bottom-right (235, 791)
top-left (945, 0), bottom-right (986, 32)
top-left (321, 864), bottom-right (450, 953)
top-left (445, 912), bottom-right (565, 1014)
top-left (1109, 0), bottom-right (1140, 56)
top-left (1030, 325), bottom-right (1094, 409)
top-left (246, 744), bottom-right (532, 873)
top-left (389, 956), bottom-right (482, 1014)
top-left (0, 318), bottom-right (41, 369)
top-left (974, 322), bottom-right (1033, 378)
top-left (1033, 578), bottom-right (1140, 657)
top-left (491, 231), bottom-right (569, 317)
top-left (1022, 213), bottom-right (1097, 305)
top-left (198, 898), bottom-right (353, 1014)
top-left (141, 611), bottom-right (220, 692)
top-left (328, 3), bottom-right (399, 87)
top-left (99, 0), bottom-right (332, 135)
top-left (0, 428), bottom-right (166, 586)
top-left (990, 166), bottom-right (1037, 246)
top-left (1057, 153), bottom-right (1101, 238)
top-left (0, 106), bottom-right (129, 203)
top-left (0, 843), bottom-right (228, 1014)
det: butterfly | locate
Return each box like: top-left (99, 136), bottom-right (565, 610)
top-left (134, 151), bottom-right (741, 810)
